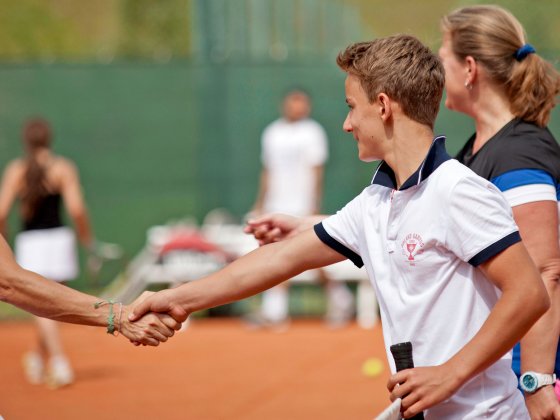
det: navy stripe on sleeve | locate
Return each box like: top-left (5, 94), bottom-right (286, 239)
top-left (468, 231), bottom-right (521, 266)
top-left (314, 223), bottom-right (364, 268)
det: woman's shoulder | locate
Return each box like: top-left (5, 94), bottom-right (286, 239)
top-left (506, 120), bottom-right (558, 148)
top-left (50, 155), bottom-right (78, 172)
top-left (48, 156), bottom-right (80, 185)
top-left (487, 120), bottom-right (560, 178)
top-left (3, 158), bottom-right (26, 175)
top-left (503, 121), bottom-right (560, 162)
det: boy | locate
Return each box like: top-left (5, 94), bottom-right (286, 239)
top-left (130, 35), bottom-right (548, 419)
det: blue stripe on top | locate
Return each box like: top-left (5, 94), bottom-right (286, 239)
top-left (490, 168), bottom-right (555, 192)
top-left (314, 223), bottom-right (364, 268)
top-left (468, 231), bottom-right (521, 266)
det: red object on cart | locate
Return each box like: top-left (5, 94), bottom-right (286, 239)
top-left (159, 230), bottom-right (232, 261)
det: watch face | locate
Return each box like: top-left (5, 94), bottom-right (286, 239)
top-left (522, 374), bottom-right (537, 391)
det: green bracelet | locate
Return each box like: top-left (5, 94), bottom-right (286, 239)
top-left (107, 301), bottom-right (116, 335)
top-left (93, 299), bottom-right (118, 335)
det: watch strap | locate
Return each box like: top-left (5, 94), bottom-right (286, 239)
top-left (537, 372), bottom-right (557, 386)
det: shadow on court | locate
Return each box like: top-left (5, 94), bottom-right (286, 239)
top-left (0, 319), bottom-right (390, 420)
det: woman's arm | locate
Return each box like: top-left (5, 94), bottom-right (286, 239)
top-left (0, 161), bottom-right (22, 238)
top-left (58, 159), bottom-right (93, 247)
top-left (0, 235), bottom-right (179, 345)
top-left (513, 200), bottom-right (560, 418)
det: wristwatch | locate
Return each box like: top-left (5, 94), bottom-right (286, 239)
top-left (519, 371), bottom-right (557, 393)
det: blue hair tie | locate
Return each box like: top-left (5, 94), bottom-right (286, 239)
top-left (514, 44), bottom-right (536, 61)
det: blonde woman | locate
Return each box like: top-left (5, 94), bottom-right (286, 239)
top-left (439, 5), bottom-right (560, 418)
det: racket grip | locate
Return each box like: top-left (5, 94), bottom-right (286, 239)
top-left (390, 342), bottom-right (424, 420)
top-left (391, 342), bottom-right (415, 371)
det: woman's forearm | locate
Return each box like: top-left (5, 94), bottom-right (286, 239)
top-left (73, 211), bottom-right (93, 247)
top-left (521, 270), bottom-right (560, 373)
top-left (511, 202), bottom-right (560, 374)
top-left (0, 265), bottom-right (108, 327)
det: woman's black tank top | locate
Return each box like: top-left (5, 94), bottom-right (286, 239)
top-left (23, 193), bottom-right (64, 231)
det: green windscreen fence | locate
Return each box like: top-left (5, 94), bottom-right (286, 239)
top-left (0, 60), bottom-right (559, 289)
top-left (0, 60), bottom-right (371, 268)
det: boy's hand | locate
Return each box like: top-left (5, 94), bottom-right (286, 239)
top-left (129, 289), bottom-right (189, 324)
top-left (387, 364), bottom-right (462, 418)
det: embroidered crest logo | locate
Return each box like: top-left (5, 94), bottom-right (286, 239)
top-left (401, 233), bottom-right (424, 264)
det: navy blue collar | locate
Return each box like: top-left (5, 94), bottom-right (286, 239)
top-left (371, 136), bottom-right (451, 190)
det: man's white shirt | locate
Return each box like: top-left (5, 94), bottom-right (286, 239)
top-left (261, 118), bottom-right (328, 216)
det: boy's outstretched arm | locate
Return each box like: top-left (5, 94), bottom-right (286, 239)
top-left (130, 229), bottom-right (346, 322)
top-left (388, 242), bottom-right (550, 418)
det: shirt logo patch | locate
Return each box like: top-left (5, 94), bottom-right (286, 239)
top-left (401, 233), bottom-right (425, 264)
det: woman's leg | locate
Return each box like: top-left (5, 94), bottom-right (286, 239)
top-left (34, 316), bottom-right (74, 388)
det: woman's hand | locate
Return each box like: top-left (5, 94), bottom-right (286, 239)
top-left (525, 386), bottom-right (560, 420)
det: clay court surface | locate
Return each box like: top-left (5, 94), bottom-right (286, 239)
top-left (0, 318), bottom-right (390, 420)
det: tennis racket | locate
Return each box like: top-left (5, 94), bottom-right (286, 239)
top-left (390, 342), bottom-right (424, 420)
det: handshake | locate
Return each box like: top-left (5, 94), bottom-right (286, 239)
top-left (115, 290), bottom-right (188, 346)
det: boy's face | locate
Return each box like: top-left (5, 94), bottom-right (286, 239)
top-left (342, 74), bottom-right (385, 162)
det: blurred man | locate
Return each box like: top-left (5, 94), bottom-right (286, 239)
top-left (250, 89), bottom-right (353, 329)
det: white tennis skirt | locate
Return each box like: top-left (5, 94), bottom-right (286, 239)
top-left (15, 226), bottom-right (78, 282)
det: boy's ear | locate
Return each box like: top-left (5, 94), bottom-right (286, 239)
top-left (377, 93), bottom-right (392, 121)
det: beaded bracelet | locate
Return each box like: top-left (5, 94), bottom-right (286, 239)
top-left (93, 299), bottom-right (121, 335)
top-left (114, 303), bottom-right (123, 337)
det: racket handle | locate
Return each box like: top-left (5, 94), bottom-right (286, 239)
top-left (390, 342), bottom-right (424, 420)
top-left (391, 342), bottom-right (415, 371)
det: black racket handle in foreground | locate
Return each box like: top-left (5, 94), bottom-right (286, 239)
top-left (390, 342), bottom-right (425, 420)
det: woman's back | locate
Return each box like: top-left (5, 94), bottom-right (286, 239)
top-left (7, 153), bottom-right (77, 230)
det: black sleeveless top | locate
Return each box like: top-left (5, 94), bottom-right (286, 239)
top-left (23, 193), bottom-right (64, 231)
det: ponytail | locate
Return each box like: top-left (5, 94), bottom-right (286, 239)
top-left (507, 54), bottom-right (560, 127)
top-left (21, 118), bottom-right (52, 220)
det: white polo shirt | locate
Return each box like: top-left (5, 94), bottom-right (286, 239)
top-left (314, 137), bottom-right (528, 419)
top-left (261, 118), bottom-right (328, 216)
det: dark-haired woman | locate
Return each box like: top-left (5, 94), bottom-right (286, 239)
top-left (0, 117), bottom-right (93, 388)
